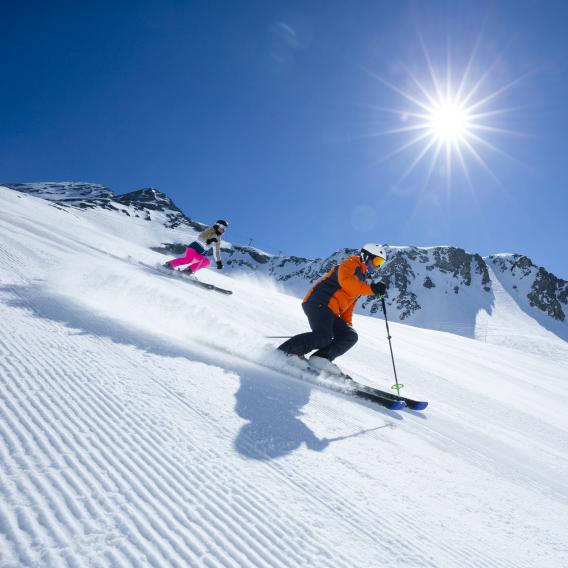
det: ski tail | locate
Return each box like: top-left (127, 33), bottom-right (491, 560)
top-left (137, 261), bottom-right (233, 295)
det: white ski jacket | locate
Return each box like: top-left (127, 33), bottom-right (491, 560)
top-left (193, 226), bottom-right (223, 262)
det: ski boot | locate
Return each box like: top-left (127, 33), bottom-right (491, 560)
top-left (308, 355), bottom-right (344, 377)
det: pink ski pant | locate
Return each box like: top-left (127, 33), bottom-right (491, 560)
top-left (167, 247), bottom-right (210, 272)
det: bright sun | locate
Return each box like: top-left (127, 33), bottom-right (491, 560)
top-left (367, 41), bottom-right (522, 187)
top-left (428, 99), bottom-right (471, 143)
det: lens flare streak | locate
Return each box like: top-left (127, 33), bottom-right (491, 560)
top-left (367, 44), bottom-right (523, 188)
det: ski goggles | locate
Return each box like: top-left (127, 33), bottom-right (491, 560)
top-left (371, 255), bottom-right (386, 268)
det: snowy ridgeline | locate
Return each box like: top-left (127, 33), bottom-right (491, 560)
top-left (4, 181), bottom-right (567, 345)
top-left (1, 184), bottom-right (568, 568)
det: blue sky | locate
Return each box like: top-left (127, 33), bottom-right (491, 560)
top-left (1, 0), bottom-right (567, 277)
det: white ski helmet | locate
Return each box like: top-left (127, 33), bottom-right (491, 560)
top-left (360, 243), bottom-right (387, 270)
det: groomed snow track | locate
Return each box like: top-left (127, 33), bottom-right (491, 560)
top-left (1, 186), bottom-right (567, 567)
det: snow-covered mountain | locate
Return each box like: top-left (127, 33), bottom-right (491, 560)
top-left (1, 183), bottom-right (567, 567)
top-left (222, 244), bottom-right (568, 346)
top-left (6, 181), bottom-right (567, 347)
top-left (4, 182), bottom-right (204, 231)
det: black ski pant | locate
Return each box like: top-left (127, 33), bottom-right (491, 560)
top-left (278, 302), bottom-right (358, 361)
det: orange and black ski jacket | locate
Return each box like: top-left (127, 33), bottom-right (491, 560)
top-left (303, 255), bottom-right (374, 325)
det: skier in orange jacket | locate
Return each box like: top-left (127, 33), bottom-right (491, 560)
top-left (278, 244), bottom-right (387, 375)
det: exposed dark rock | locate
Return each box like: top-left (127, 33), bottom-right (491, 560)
top-left (151, 243), bottom-right (187, 256)
top-left (230, 245), bottom-right (270, 265)
top-left (429, 247), bottom-right (473, 285)
top-left (528, 267), bottom-right (566, 322)
top-left (489, 254), bottom-right (567, 322)
top-left (378, 251), bottom-right (421, 320)
top-left (474, 254), bottom-right (491, 286)
top-left (512, 255), bottom-right (534, 277)
top-left (114, 188), bottom-right (203, 230)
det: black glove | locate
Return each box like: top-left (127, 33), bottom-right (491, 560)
top-left (206, 237), bottom-right (218, 245)
top-left (371, 281), bottom-right (386, 296)
top-left (216, 261), bottom-right (223, 270)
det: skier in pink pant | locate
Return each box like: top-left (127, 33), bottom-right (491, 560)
top-left (165, 220), bottom-right (228, 273)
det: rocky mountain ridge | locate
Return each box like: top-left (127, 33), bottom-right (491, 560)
top-left (4, 181), bottom-right (566, 341)
top-left (3, 182), bottom-right (205, 231)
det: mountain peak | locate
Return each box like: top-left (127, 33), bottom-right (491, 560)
top-left (114, 187), bottom-right (179, 210)
top-left (3, 181), bottom-right (205, 232)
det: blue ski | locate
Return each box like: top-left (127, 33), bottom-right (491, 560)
top-left (347, 380), bottom-right (428, 411)
top-left (352, 387), bottom-right (407, 410)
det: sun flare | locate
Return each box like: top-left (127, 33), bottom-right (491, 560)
top-left (367, 41), bottom-right (522, 188)
top-left (428, 99), bottom-right (471, 143)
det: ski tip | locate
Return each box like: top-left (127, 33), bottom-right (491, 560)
top-left (408, 401), bottom-right (428, 411)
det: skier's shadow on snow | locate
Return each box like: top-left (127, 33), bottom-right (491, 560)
top-left (2, 283), bottom-right (395, 460)
top-left (233, 375), bottom-right (400, 460)
top-left (234, 374), bottom-right (329, 460)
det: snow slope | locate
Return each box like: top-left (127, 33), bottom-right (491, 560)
top-left (1, 186), bottom-right (567, 567)
top-left (6, 181), bottom-right (568, 348)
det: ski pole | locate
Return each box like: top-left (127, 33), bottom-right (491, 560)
top-left (380, 296), bottom-right (404, 395)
